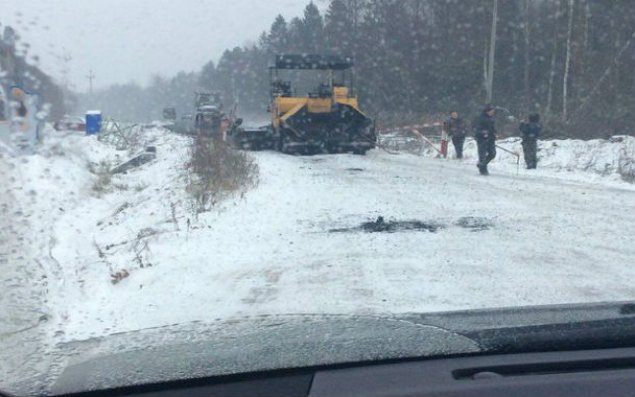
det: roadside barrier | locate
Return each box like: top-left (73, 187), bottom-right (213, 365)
top-left (381, 124), bottom-right (521, 174)
top-left (409, 128), bottom-right (443, 156)
top-left (495, 143), bottom-right (521, 174)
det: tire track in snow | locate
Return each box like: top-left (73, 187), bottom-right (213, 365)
top-left (0, 156), bottom-right (53, 394)
top-left (0, 157), bottom-right (45, 333)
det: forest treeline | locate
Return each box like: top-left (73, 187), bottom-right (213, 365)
top-left (84, 0), bottom-right (635, 139)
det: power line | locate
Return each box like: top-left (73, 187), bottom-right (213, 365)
top-left (86, 69), bottom-right (96, 94)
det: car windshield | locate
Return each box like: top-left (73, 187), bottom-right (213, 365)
top-left (2, 0), bottom-right (635, 395)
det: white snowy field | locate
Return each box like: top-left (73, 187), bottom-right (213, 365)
top-left (2, 128), bottom-right (635, 346)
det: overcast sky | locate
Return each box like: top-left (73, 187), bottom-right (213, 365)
top-left (2, 0), bottom-right (322, 92)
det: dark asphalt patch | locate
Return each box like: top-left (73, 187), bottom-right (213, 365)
top-left (455, 217), bottom-right (494, 232)
top-left (330, 216), bottom-right (444, 233)
top-left (329, 216), bottom-right (494, 234)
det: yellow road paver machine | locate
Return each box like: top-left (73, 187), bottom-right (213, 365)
top-left (230, 54), bottom-right (376, 155)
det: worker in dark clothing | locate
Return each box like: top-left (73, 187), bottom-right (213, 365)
top-left (17, 100), bottom-right (28, 117)
top-left (473, 104), bottom-right (497, 175)
top-left (519, 113), bottom-right (542, 169)
top-left (444, 111), bottom-right (467, 159)
top-left (17, 99), bottom-right (29, 117)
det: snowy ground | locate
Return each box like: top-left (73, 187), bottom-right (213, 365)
top-left (2, 128), bottom-right (635, 380)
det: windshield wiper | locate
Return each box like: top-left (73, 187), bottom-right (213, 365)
top-left (463, 316), bottom-right (635, 353)
top-left (403, 302), bottom-right (635, 354)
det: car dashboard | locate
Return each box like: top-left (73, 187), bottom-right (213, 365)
top-left (52, 346), bottom-right (635, 397)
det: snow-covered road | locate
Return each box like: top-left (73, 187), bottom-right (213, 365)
top-left (46, 134), bottom-right (635, 341)
top-left (0, 156), bottom-right (51, 390)
top-left (182, 151), bottom-right (635, 314)
top-left (3, 129), bottom-right (635, 347)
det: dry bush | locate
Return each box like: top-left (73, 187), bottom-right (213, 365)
top-left (111, 269), bottom-right (130, 284)
top-left (48, 143), bottom-right (66, 157)
top-left (90, 160), bottom-right (113, 194)
top-left (185, 135), bottom-right (259, 212)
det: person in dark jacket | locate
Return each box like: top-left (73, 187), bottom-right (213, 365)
top-left (473, 104), bottom-right (497, 175)
top-left (519, 113), bottom-right (541, 169)
top-left (17, 100), bottom-right (28, 117)
top-left (444, 111), bottom-right (467, 159)
top-left (0, 99), bottom-right (6, 120)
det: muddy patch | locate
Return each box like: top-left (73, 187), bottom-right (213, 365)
top-left (330, 216), bottom-right (443, 233)
top-left (455, 216), bottom-right (494, 232)
top-left (329, 216), bottom-right (494, 234)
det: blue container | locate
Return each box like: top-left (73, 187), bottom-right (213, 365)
top-left (85, 111), bottom-right (102, 134)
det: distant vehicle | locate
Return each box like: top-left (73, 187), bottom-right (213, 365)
top-left (170, 113), bottom-right (191, 134)
top-left (162, 107), bottom-right (177, 121)
top-left (191, 92), bottom-right (226, 139)
top-left (195, 92), bottom-right (223, 110)
top-left (54, 115), bottom-right (85, 132)
top-left (194, 104), bottom-right (224, 138)
top-left (169, 93), bottom-right (228, 139)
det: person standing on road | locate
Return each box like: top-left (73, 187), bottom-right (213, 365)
top-left (444, 111), bottom-right (467, 159)
top-left (473, 104), bottom-right (497, 175)
top-left (0, 98), bottom-right (6, 120)
top-left (519, 113), bottom-right (542, 169)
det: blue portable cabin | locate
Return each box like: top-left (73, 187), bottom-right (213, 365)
top-left (85, 110), bottom-right (102, 134)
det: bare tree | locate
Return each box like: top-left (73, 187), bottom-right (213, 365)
top-left (563, 0), bottom-right (575, 122)
top-left (485, 0), bottom-right (498, 103)
top-left (583, 0), bottom-right (590, 62)
top-left (546, 0), bottom-right (562, 118)
top-left (573, 28), bottom-right (635, 121)
top-left (576, 0), bottom-right (591, 90)
top-left (523, 0), bottom-right (531, 103)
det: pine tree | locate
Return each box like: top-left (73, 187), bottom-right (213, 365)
top-left (266, 15), bottom-right (289, 54)
top-left (301, 2), bottom-right (325, 53)
top-left (325, 0), bottom-right (351, 54)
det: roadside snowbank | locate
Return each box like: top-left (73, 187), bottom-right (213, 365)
top-left (0, 128), bottom-right (125, 389)
top-left (3, 128), bottom-right (193, 338)
top-left (382, 132), bottom-right (635, 183)
top-left (489, 136), bottom-right (635, 182)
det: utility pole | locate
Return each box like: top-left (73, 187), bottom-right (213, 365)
top-left (55, 50), bottom-right (74, 113)
top-left (60, 51), bottom-right (72, 88)
top-left (86, 69), bottom-right (96, 94)
top-left (563, 0), bottom-right (574, 122)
